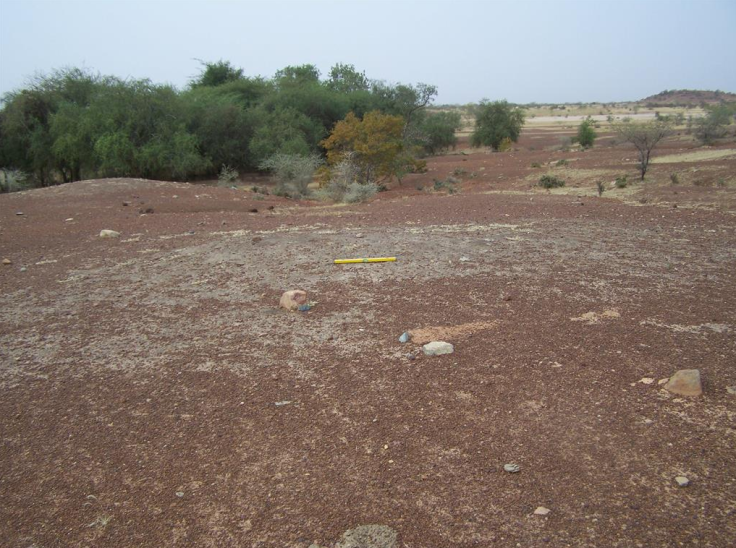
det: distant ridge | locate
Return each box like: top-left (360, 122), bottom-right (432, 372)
top-left (639, 89), bottom-right (736, 106)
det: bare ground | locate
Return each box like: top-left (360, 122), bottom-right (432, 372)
top-left (1, 133), bottom-right (736, 547)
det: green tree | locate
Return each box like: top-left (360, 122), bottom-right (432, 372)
top-left (576, 116), bottom-right (597, 149)
top-left (694, 104), bottom-right (733, 144)
top-left (326, 63), bottom-right (369, 93)
top-left (418, 111), bottom-right (462, 154)
top-left (613, 119), bottom-right (672, 180)
top-left (190, 60), bottom-right (244, 88)
top-left (471, 100), bottom-right (525, 151)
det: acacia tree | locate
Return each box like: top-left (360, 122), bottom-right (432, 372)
top-left (471, 100), bottom-right (525, 151)
top-left (613, 119), bottom-right (672, 180)
top-left (321, 111), bottom-right (406, 183)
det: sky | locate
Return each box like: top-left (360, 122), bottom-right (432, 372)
top-left (0, 0), bottom-right (734, 104)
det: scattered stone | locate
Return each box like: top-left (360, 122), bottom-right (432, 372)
top-left (640, 377), bottom-right (655, 385)
top-left (20, 267), bottom-right (27, 272)
top-left (175, 491), bottom-right (184, 498)
top-left (335, 525), bottom-right (397, 548)
top-left (2, 258), bottom-right (11, 265)
top-left (422, 341), bottom-right (454, 356)
top-left (65, 218), bottom-right (74, 222)
top-left (15, 211), bottom-right (24, 215)
top-left (727, 386), bottom-right (736, 395)
top-left (274, 401), bottom-right (292, 407)
top-left (298, 302), bottom-right (316, 312)
top-left (459, 256), bottom-right (471, 262)
top-left (664, 369), bottom-right (702, 397)
top-left (280, 290), bottom-right (308, 311)
top-left (405, 353), bottom-right (416, 361)
top-left (139, 207), bottom-right (154, 214)
top-left (504, 463), bottom-right (521, 473)
top-left (534, 506), bottom-right (551, 516)
top-left (355, 233), bottom-right (364, 238)
top-left (249, 208), bottom-right (258, 213)
top-left (399, 332), bottom-right (410, 343)
top-left (122, 201), bottom-right (130, 206)
top-left (658, 378), bottom-right (669, 385)
top-left (99, 229), bottom-right (121, 239)
top-left (675, 476), bottom-right (690, 487)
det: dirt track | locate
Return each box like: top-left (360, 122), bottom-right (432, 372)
top-left (2, 137), bottom-right (736, 547)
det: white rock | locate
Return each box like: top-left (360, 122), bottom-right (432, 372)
top-left (534, 506), bottom-right (551, 516)
top-left (422, 341), bottom-right (454, 356)
top-left (640, 377), bottom-right (655, 385)
top-left (99, 229), bottom-right (121, 239)
top-left (504, 463), bottom-right (521, 473)
top-left (675, 476), bottom-right (690, 487)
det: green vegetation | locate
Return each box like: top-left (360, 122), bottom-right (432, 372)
top-left (0, 63), bottom-right (440, 190)
top-left (694, 104), bottom-right (734, 145)
top-left (615, 175), bottom-right (629, 188)
top-left (576, 117), bottom-right (597, 149)
top-left (612, 119), bottom-right (672, 180)
top-left (470, 100), bottom-right (525, 151)
top-left (538, 174), bottom-right (565, 188)
top-left (259, 153), bottom-right (323, 198)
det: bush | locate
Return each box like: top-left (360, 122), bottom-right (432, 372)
top-left (555, 159), bottom-right (568, 167)
top-left (320, 154), bottom-right (375, 203)
top-left (470, 100), bottom-right (525, 151)
top-left (539, 174), bottom-right (565, 188)
top-left (577, 117), bottom-right (597, 149)
top-left (344, 182), bottom-right (378, 203)
top-left (432, 176), bottom-right (458, 193)
top-left (419, 111), bottom-right (462, 154)
top-left (615, 175), bottom-right (628, 188)
top-left (596, 181), bottom-right (605, 196)
top-left (218, 165), bottom-right (239, 186)
top-left (670, 173), bottom-right (680, 185)
top-left (531, 162), bottom-right (542, 168)
top-left (0, 169), bottom-right (29, 193)
top-left (259, 153), bottom-right (323, 198)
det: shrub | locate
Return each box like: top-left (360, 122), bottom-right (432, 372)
top-left (432, 176), bottom-right (458, 193)
top-left (530, 162), bottom-right (542, 168)
top-left (670, 173), bottom-right (680, 185)
top-left (596, 181), bottom-right (605, 196)
top-left (259, 153), bottom-right (323, 198)
top-left (419, 111), bottom-right (462, 154)
top-left (470, 100), bottom-right (525, 151)
top-left (320, 153), bottom-right (375, 203)
top-left (344, 182), bottom-right (378, 203)
top-left (615, 175), bottom-right (628, 188)
top-left (218, 164), bottom-right (239, 186)
top-left (0, 169), bottom-right (29, 193)
top-left (555, 159), bottom-right (568, 167)
top-left (577, 117), bottom-right (597, 148)
top-left (539, 174), bottom-right (565, 188)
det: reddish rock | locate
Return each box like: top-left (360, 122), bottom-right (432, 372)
top-left (280, 290), bottom-right (308, 311)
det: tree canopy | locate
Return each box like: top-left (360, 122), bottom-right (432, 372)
top-left (470, 100), bottom-right (525, 151)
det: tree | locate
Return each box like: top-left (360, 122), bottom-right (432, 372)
top-left (470, 100), bottom-right (525, 151)
top-left (419, 111), bottom-right (462, 154)
top-left (190, 60), bottom-right (244, 88)
top-left (321, 111), bottom-right (406, 184)
top-left (613, 119), bottom-right (672, 180)
top-left (694, 104), bottom-right (733, 145)
top-left (576, 116), bottom-right (597, 149)
top-left (326, 63), bottom-right (369, 93)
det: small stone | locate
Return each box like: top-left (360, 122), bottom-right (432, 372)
top-left (2, 258), bottom-right (11, 265)
top-left (640, 377), bottom-right (655, 385)
top-left (275, 401), bottom-right (292, 407)
top-left (122, 201), bottom-right (130, 206)
top-left (15, 211), bottom-right (24, 215)
top-left (336, 525), bottom-right (397, 548)
top-left (726, 386), bottom-right (736, 395)
top-left (422, 341), bottom-right (454, 356)
top-left (65, 218), bottom-right (74, 222)
top-left (534, 506), bottom-right (551, 516)
top-left (99, 229), bottom-right (121, 239)
top-left (664, 369), bottom-right (702, 397)
top-left (459, 256), bottom-right (471, 262)
top-left (658, 378), bottom-right (669, 385)
top-left (280, 290), bottom-right (308, 311)
top-left (175, 491), bottom-right (184, 498)
top-left (406, 353), bottom-right (416, 361)
top-left (675, 476), bottom-right (690, 487)
top-left (504, 463), bottom-right (521, 473)
top-left (20, 267), bottom-right (27, 272)
top-left (399, 332), bottom-right (410, 343)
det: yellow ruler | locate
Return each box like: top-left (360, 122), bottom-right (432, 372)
top-left (334, 257), bottom-right (397, 264)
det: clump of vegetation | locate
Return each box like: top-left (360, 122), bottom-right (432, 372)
top-left (530, 162), bottom-right (542, 168)
top-left (0, 169), bottom-right (29, 193)
top-left (612, 119), bottom-right (672, 180)
top-left (596, 181), bottom-right (605, 196)
top-left (418, 111), bottom-right (463, 155)
top-left (694, 104), bottom-right (734, 145)
top-left (555, 159), bottom-right (569, 167)
top-left (470, 100), bottom-right (525, 151)
top-left (670, 173), bottom-right (680, 185)
top-left (259, 153), bottom-right (323, 198)
top-left (539, 174), bottom-right (565, 188)
top-left (576, 116), bottom-right (597, 149)
top-left (319, 154), bottom-right (377, 203)
top-left (217, 165), bottom-right (239, 186)
top-left (433, 176), bottom-right (458, 194)
top-left (615, 175), bottom-right (629, 188)
top-left (452, 167), bottom-right (468, 177)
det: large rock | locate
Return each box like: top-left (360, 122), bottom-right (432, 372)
top-left (422, 341), bottom-right (454, 356)
top-left (279, 290), bottom-right (308, 311)
top-left (99, 229), bottom-right (121, 239)
top-left (664, 369), bottom-right (702, 397)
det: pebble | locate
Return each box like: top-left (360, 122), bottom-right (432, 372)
top-left (504, 463), bottom-right (521, 473)
top-left (175, 491), bottom-right (184, 498)
top-left (640, 377), bottom-right (655, 385)
top-left (99, 229), bottom-right (121, 239)
top-left (399, 332), bottom-right (410, 343)
top-left (422, 341), bottom-right (454, 356)
top-left (664, 369), bottom-right (702, 397)
top-left (459, 256), bottom-right (471, 262)
top-left (675, 476), bottom-right (690, 487)
top-left (15, 211), bottom-right (24, 216)
top-left (534, 506), bottom-right (551, 516)
top-left (406, 353), bottom-right (416, 361)
top-left (65, 218), bottom-right (74, 222)
top-left (726, 386), bottom-right (736, 395)
top-left (2, 258), bottom-right (11, 265)
top-left (274, 401), bottom-right (292, 407)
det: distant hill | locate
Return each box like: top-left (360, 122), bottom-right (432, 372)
top-left (639, 89), bottom-right (736, 106)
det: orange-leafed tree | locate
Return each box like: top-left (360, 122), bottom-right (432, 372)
top-left (321, 111), bottom-right (408, 184)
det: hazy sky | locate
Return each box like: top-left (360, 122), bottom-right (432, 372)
top-left (1, 0), bottom-right (734, 104)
